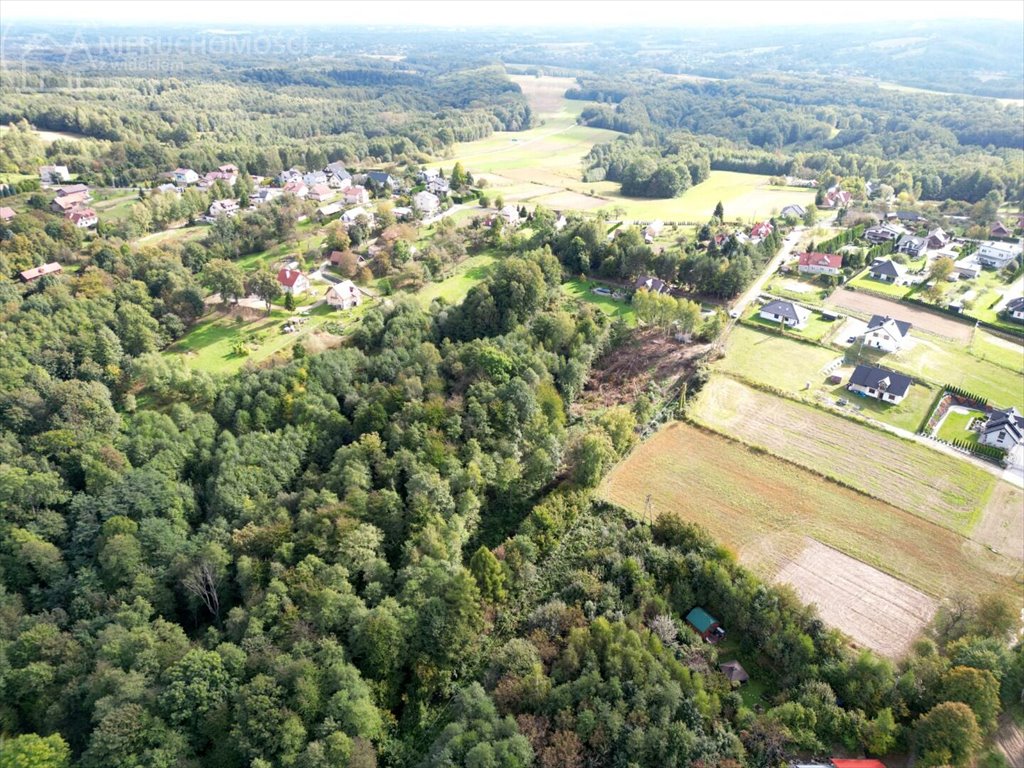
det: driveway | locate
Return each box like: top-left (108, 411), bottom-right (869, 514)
top-left (731, 226), bottom-right (807, 317)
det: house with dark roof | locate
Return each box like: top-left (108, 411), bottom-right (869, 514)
top-left (798, 252), bottom-right (842, 276)
top-left (864, 223), bottom-right (904, 244)
top-left (896, 234), bottom-right (926, 257)
top-left (759, 299), bottom-right (811, 329)
top-left (719, 660), bottom-right (749, 684)
top-left (324, 161), bottom-right (351, 186)
top-left (685, 607), bottom-right (724, 642)
top-left (895, 211), bottom-right (926, 224)
top-left (979, 407), bottom-right (1023, 452)
top-left (990, 221), bottom-right (1012, 238)
top-left (366, 171), bottom-right (397, 190)
top-left (867, 259), bottom-right (907, 283)
top-left (863, 314), bottom-right (912, 352)
top-left (848, 364), bottom-right (912, 404)
top-left (635, 275), bottom-right (671, 294)
top-left (1006, 296), bottom-right (1024, 322)
top-left (926, 227), bottom-right (949, 249)
top-left (781, 203), bottom-right (806, 218)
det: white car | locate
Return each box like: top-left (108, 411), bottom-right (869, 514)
top-left (728, 309), bottom-right (740, 319)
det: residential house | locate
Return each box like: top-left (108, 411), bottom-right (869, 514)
top-left (56, 184), bottom-right (90, 199)
top-left (278, 168), bottom-right (304, 185)
top-left (413, 190), bottom-right (440, 214)
top-left (201, 168), bottom-right (237, 187)
top-left (171, 167), bottom-right (199, 185)
top-left (635, 275), bottom-right (671, 294)
top-left (206, 199), bottom-right (240, 220)
top-left (328, 250), bottom-right (349, 268)
top-left (862, 314), bottom-right (912, 352)
top-left (759, 299), bottom-right (810, 329)
top-left (750, 221), bottom-right (774, 240)
top-left (822, 186), bottom-right (852, 208)
top-left (283, 180), bottom-right (308, 199)
top-left (798, 252), bottom-right (842, 276)
top-left (976, 241), bottom-right (1022, 269)
top-left (366, 171), bottom-right (397, 190)
top-left (685, 607), bottom-right (724, 643)
top-left (1006, 296), bottom-right (1024, 322)
top-left (896, 234), bottom-right (926, 258)
top-left (925, 227), bottom-right (949, 249)
top-left (418, 168), bottom-right (440, 181)
top-left (276, 268), bottom-right (309, 296)
top-left (895, 211), bottom-right (926, 224)
top-left (68, 208), bottom-right (98, 228)
top-left (979, 407), bottom-right (1023, 451)
top-left (848, 364), bottom-right (912, 404)
top-left (426, 176), bottom-right (450, 196)
top-left (392, 206), bottom-right (413, 221)
top-left (867, 259), bottom-right (907, 283)
top-left (643, 219), bottom-right (664, 243)
top-left (307, 183), bottom-right (334, 202)
top-left (953, 256), bottom-right (981, 280)
top-left (250, 188), bottom-right (282, 206)
top-left (864, 223), bottom-right (904, 244)
top-left (341, 206), bottom-right (373, 225)
top-left (19, 262), bottom-right (63, 281)
top-left (554, 214), bottom-right (568, 231)
top-left (315, 202), bottom-right (344, 220)
top-left (0, 207), bottom-right (15, 223)
top-left (780, 204), bottom-right (806, 218)
top-left (326, 279), bottom-right (362, 310)
top-left (50, 192), bottom-right (89, 214)
top-left (990, 221), bottom-right (1012, 238)
top-left (155, 183), bottom-right (181, 195)
top-left (719, 661), bottom-right (749, 684)
top-left (324, 162), bottom-right (352, 187)
top-left (39, 165), bottom-right (71, 184)
top-left (499, 205), bottom-right (521, 226)
top-left (344, 186), bottom-right (370, 205)
top-left (303, 171), bottom-right (328, 187)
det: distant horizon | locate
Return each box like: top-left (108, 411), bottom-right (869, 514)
top-left (3, 0), bottom-right (1023, 29)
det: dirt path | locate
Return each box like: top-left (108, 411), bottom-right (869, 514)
top-left (774, 539), bottom-right (938, 659)
top-left (826, 289), bottom-right (974, 342)
top-left (995, 713), bottom-right (1024, 768)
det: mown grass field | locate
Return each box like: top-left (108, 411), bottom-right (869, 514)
top-left (690, 375), bottom-right (995, 533)
top-left (415, 252), bottom-right (497, 307)
top-left (936, 409), bottom-right (984, 446)
top-left (560, 278), bottom-right (637, 326)
top-left (845, 272), bottom-right (914, 299)
top-left (599, 421), bottom-right (1021, 600)
top-left (971, 330), bottom-right (1024, 373)
top-left (744, 309), bottom-right (839, 343)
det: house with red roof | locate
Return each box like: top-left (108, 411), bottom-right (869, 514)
top-left (308, 183), bottom-right (334, 202)
top-left (750, 221), bottom-right (774, 240)
top-left (50, 191), bottom-right (89, 214)
top-left (798, 252), bottom-right (843, 276)
top-left (822, 186), bottom-right (852, 209)
top-left (831, 759), bottom-right (887, 768)
top-left (283, 180), bottom-right (308, 199)
top-left (69, 208), bottom-right (98, 228)
top-left (276, 268), bottom-right (310, 296)
top-left (19, 262), bottom-right (63, 282)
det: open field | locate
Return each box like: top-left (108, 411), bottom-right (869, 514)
top-left (972, 483), bottom-right (1024, 561)
top-left (0, 124), bottom-right (84, 144)
top-left (691, 375), bottom-right (996, 533)
top-left (599, 422), bottom-right (1021, 612)
top-left (508, 74), bottom-right (578, 115)
top-left (776, 540), bottom-right (937, 659)
top-left (561, 278), bottom-right (636, 326)
top-left (415, 252), bottom-right (497, 307)
top-left (971, 330), bottom-right (1024, 373)
top-left (826, 288), bottom-right (974, 342)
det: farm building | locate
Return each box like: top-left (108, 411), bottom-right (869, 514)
top-left (326, 280), bottom-right (362, 310)
top-left (19, 262), bottom-right (63, 282)
top-left (848, 364), bottom-right (912, 404)
top-left (862, 314), bottom-right (912, 352)
top-left (719, 660), bottom-right (749, 684)
top-left (759, 299), bottom-right (810, 329)
top-left (1006, 296), bottom-right (1024, 322)
top-left (798, 252), bottom-right (842, 276)
top-left (685, 607), bottom-right (724, 642)
top-left (276, 268), bottom-right (310, 296)
top-left (867, 259), bottom-right (906, 284)
top-left (979, 407), bottom-right (1023, 451)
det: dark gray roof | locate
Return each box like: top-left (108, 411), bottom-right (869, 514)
top-left (896, 211), bottom-right (926, 222)
top-left (849, 364), bottom-right (912, 397)
top-left (367, 171), bottom-right (395, 185)
top-left (899, 235), bottom-right (926, 247)
top-left (867, 314), bottom-right (912, 338)
top-left (984, 407), bottom-right (1023, 441)
top-left (869, 259), bottom-right (903, 277)
top-left (324, 162), bottom-right (351, 180)
top-left (635, 275), bottom-right (669, 293)
top-left (1007, 297), bottom-right (1024, 312)
top-left (761, 299), bottom-right (805, 322)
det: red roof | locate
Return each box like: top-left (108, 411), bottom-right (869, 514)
top-left (0, 206), bottom-right (15, 221)
top-left (20, 262), bottom-right (63, 281)
top-left (799, 251), bottom-right (842, 269)
top-left (70, 208), bottom-right (97, 223)
top-left (832, 760), bottom-right (887, 768)
top-left (751, 221), bottom-right (774, 237)
top-left (276, 268), bottom-right (305, 287)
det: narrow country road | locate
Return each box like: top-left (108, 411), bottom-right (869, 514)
top-left (728, 225), bottom-right (807, 323)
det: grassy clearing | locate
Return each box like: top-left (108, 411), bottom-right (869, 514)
top-left (599, 422), bottom-right (1020, 599)
top-left (691, 375), bottom-right (994, 534)
top-left (717, 324), bottom-right (840, 391)
top-left (971, 330), bottom-right (1024, 373)
top-left (415, 252), bottom-right (497, 307)
top-left (846, 273), bottom-right (914, 299)
top-left (560, 278), bottom-right (637, 326)
top-left (936, 409), bottom-right (984, 446)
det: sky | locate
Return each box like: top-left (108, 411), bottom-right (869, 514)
top-left (3, 0), bottom-right (1023, 28)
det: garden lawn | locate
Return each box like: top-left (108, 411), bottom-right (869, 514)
top-left (744, 310), bottom-right (838, 342)
top-left (936, 409), bottom-right (984, 447)
top-left (415, 252), bottom-right (498, 307)
top-left (560, 278), bottom-right (637, 326)
top-left (846, 272), bottom-right (913, 299)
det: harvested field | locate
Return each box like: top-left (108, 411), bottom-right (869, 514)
top-left (826, 288), bottom-right (973, 342)
top-left (775, 539), bottom-right (937, 659)
top-left (577, 329), bottom-right (709, 409)
top-left (691, 375), bottom-right (995, 533)
top-left (973, 483), bottom-right (1024, 561)
top-left (600, 422), bottom-right (1021, 602)
top-left (508, 74), bottom-right (576, 115)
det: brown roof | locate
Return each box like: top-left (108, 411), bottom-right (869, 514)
top-left (719, 660), bottom-right (749, 683)
top-left (20, 262), bottom-right (63, 281)
top-left (56, 184), bottom-right (88, 196)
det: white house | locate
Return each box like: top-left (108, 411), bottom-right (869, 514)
top-left (250, 188), bottom-right (283, 206)
top-left (69, 208), bottom-right (98, 228)
top-left (283, 180), bottom-right (308, 199)
top-left (303, 171), bottom-right (328, 187)
top-left (797, 252), bottom-right (842, 276)
top-left (759, 299), bottom-right (810, 329)
top-left (979, 407), bottom-right (1023, 452)
top-left (1006, 296), bottom-right (1024, 322)
top-left (414, 190), bottom-right (440, 214)
top-left (324, 162), bottom-right (352, 187)
top-left (848, 364), bottom-right (912, 404)
top-left (326, 280), bottom-right (362, 310)
top-left (206, 199), bottom-right (240, 220)
top-left (426, 176), bottom-right (450, 196)
top-left (279, 168), bottom-right (304, 185)
top-left (308, 183), bottom-right (334, 202)
top-left (40, 165), bottom-right (71, 184)
top-left (344, 186), bottom-right (370, 205)
top-left (780, 204), bottom-right (806, 218)
top-left (976, 241), bottom-right (1022, 270)
top-left (171, 167), bottom-right (199, 185)
top-left (276, 268), bottom-right (309, 295)
top-left (341, 206), bottom-right (373, 225)
top-left (643, 220), bottom-right (664, 243)
top-left (862, 314), bottom-right (912, 352)
top-left (867, 259), bottom-right (907, 284)
top-left (499, 205), bottom-right (521, 226)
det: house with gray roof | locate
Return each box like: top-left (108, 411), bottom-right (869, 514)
top-left (896, 234), bottom-right (926, 258)
top-left (759, 299), bottom-right (810, 329)
top-left (848, 364), bottom-right (912, 404)
top-left (867, 258), bottom-right (907, 284)
top-left (863, 314), bottom-right (912, 352)
top-left (979, 407), bottom-right (1023, 452)
top-left (1006, 296), bottom-right (1024, 322)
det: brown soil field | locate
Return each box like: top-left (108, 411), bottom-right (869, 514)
top-left (973, 482), bottom-right (1024, 562)
top-left (775, 539), bottom-right (937, 659)
top-left (826, 288), bottom-right (974, 342)
top-left (508, 74), bottom-right (576, 115)
top-left (691, 375), bottom-right (995, 534)
top-left (600, 423), bottom-right (1020, 607)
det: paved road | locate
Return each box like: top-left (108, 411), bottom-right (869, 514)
top-left (992, 272), bottom-right (1024, 312)
top-left (730, 226), bottom-right (807, 318)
